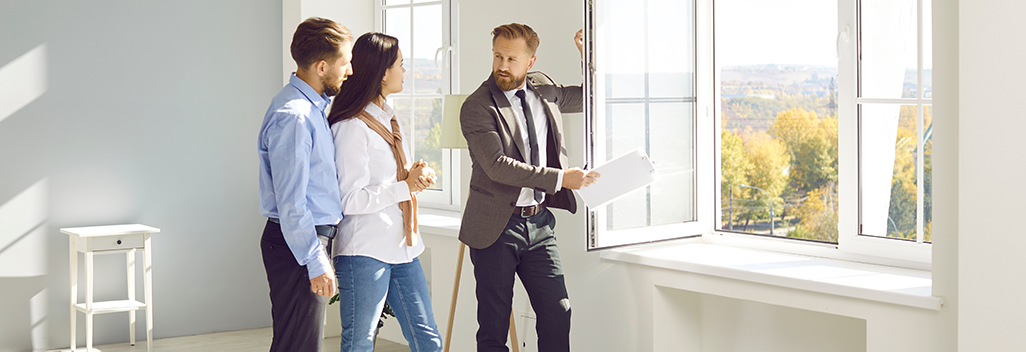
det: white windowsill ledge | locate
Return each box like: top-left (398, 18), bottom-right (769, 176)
top-left (417, 208), bottom-right (462, 238)
top-left (600, 241), bottom-right (943, 311)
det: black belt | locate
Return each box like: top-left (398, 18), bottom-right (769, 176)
top-left (267, 218), bottom-right (338, 239)
top-left (515, 204), bottom-right (545, 217)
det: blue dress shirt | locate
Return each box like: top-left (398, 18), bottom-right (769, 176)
top-left (258, 74), bottom-right (343, 280)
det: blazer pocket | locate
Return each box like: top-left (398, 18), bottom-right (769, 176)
top-left (469, 184), bottom-right (494, 197)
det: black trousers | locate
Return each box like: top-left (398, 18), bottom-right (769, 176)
top-left (261, 220), bottom-right (326, 352)
top-left (469, 208), bottom-right (571, 352)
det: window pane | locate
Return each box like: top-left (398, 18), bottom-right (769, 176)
top-left (384, 7), bottom-right (412, 93)
top-left (604, 103), bottom-right (648, 230)
top-left (414, 98), bottom-right (443, 190)
top-left (716, 0), bottom-right (839, 242)
top-left (647, 0), bottom-right (694, 98)
top-left (923, 105), bottom-right (931, 242)
top-left (922, 0), bottom-right (933, 98)
top-left (860, 104), bottom-right (928, 241)
top-left (649, 102), bottom-right (695, 225)
top-left (859, 0), bottom-right (917, 99)
top-left (413, 4), bottom-right (444, 94)
top-left (599, 0), bottom-right (645, 99)
top-left (385, 0), bottom-right (409, 6)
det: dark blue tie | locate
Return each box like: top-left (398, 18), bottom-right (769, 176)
top-left (515, 90), bottom-right (543, 203)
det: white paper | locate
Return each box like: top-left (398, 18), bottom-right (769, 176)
top-left (575, 148), bottom-right (659, 208)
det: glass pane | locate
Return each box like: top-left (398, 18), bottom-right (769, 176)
top-left (414, 98), bottom-right (443, 190)
top-left (605, 103), bottom-right (647, 231)
top-left (923, 105), bottom-right (932, 242)
top-left (860, 0), bottom-right (917, 99)
top-left (649, 103), bottom-right (695, 225)
top-left (413, 5), bottom-right (444, 94)
top-left (647, 0), bottom-right (694, 98)
top-left (716, 0), bottom-right (839, 242)
top-left (598, 0), bottom-right (645, 99)
top-left (413, 0), bottom-right (437, 3)
top-left (860, 104), bottom-right (927, 241)
top-left (385, 0), bottom-right (409, 6)
top-left (922, 0), bottom-right (933, 98)
top-left (384, 7), bottom-right (412, 94)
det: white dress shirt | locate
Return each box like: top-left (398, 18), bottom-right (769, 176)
top-left (330, 102), bottom-right (425, 263)
top-left (502, 86), bottom-right (564, 207)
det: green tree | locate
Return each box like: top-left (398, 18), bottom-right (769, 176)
top-left (743, 131), bottom-right (788, 227)
top-left (769, 107), bottom-right (837, 195)
top-left (721, 127), bottom-right (753, 229)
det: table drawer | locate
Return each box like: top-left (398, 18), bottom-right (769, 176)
top-left (77, 235), bottom-right (146, 252)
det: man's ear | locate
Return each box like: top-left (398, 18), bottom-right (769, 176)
top-left (315, 59), bottom-right (328, 76)
top-left (527, 56), bottom-right (537, 70)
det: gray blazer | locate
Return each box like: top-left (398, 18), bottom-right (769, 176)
top-left (458, 71), bottom-right (583, 249)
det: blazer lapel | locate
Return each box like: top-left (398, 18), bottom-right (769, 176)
top-left (527, 76), bottom-right (566, 168)
top-left (487, 75), bottom-right (528, 162)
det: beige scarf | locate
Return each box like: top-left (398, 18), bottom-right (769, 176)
top-left (355, 110), bottom-right (418, 246)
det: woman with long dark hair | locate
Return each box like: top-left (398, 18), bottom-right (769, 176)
top-left (327, 32), bottom-right (442, 351)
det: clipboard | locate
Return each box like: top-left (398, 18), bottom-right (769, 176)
top-left (575, 148), bottom-right (659, 208)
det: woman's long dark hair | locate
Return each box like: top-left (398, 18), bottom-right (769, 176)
top-left (327, 32), bottom-right (400, 126)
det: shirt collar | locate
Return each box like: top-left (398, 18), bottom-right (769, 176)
top-left (502, 85), bottom-right (532, 105)
top-left (363, 101), bottom-right (395, 124)
top-left (289, 73), bottom-right (330, 114)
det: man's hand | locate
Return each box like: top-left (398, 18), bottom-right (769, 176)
top-left (310, 272), bottom-right (335, 298)
top-left (561, 167), bottom-right (601, 190)
top-left (574, 29), bottom-right (584, 58)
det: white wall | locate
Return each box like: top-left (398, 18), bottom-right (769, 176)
top-left (957, 0), bottom-right (1026, 350)
top-left (0, 1), bottom-right (282, 350)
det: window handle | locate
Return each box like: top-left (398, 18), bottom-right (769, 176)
top-left (836, 25), bottom-right (851, 59)
top-left (435, 44), bottom-right (455, 69)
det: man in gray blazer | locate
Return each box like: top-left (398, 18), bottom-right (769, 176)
top-left (459, 23), bottom-right (598, 352)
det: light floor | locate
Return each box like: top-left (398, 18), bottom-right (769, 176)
top-left (54, 327), bottom-right (408, 352)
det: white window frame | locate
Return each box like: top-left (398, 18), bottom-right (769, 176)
top-left (585, 0), bottom-right (933, 269)
top-left (376, 0), bottom-right (461, 211)
top-left (583, 0), bottom-right (714, 250)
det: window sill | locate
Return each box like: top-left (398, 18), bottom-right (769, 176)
top-left (600, 240), bottom-right (942, 311)
top-left (417, 208), bottom-right (462, 238)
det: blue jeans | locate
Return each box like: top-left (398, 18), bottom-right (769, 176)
top-left (334, 256), bottom-right (442, 352)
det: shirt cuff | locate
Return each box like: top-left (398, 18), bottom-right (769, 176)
top-left (392, 180), bottom-right (413, 202)
top-left (305, 250), bottom-right (332, 280)
top-left (555, 169), bottom-right (564, 192)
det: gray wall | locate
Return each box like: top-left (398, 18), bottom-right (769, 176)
top-left (0, 1), bottom-right (281, 350)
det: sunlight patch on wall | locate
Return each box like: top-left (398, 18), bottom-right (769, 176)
top-left (0, 178), bottom-right (49, 277)
top-left (30, 288), bottom-right (49, 349)
top-left (0, 44), bottom-right (48, 125)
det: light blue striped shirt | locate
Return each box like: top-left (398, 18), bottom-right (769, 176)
top-left (258, 74), bottom-right (343, 279)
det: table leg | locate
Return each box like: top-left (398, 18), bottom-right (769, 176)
top-left (85, 252), bottom-right (94, 351)
top-left (128, 248), bottom-right (136, 346)
top-left (70, 236), bottom-right (77, 352)
top-left (144, 234), bottom-right (153, 352)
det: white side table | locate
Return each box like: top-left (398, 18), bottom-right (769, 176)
top-left (62, 224), bottom-right (159, 352)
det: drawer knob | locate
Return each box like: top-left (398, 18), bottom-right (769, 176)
top-left (117, 240), bottom-right (122, 245)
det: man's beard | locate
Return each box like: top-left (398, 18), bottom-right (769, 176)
top-left (493, 69), bottom-right (526, 91)
top-left (322, 74), bottom-right (342, 97)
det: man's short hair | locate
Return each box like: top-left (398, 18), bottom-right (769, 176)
top-left (492, 23), bottom-right (540, 56)
top-left (291, 17), bottom-right (353, 68)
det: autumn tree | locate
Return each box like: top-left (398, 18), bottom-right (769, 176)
top-left (769, 107), bottom-right (838, 196)
top-left (742, 131), bottom-right (789, 228)
top-left (721, 128), bottom-right (753, 229)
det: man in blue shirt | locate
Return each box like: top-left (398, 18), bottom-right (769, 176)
top-left (257, 17), bottom-right (352, 351)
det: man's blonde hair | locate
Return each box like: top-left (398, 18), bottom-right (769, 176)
top-left (491, 23), bottom-right (540, 56)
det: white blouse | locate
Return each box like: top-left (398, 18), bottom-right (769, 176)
top-left (330, 102), bottom-right (425, 263)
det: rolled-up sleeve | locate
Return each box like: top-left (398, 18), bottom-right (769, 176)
top-left (265, 112), bottom-right (331, 279)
